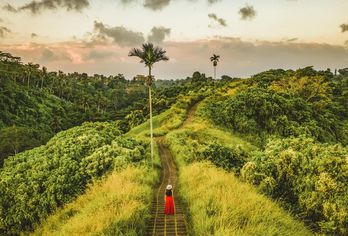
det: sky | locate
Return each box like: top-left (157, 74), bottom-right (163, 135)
top-left (0, 0), bottom-right (348, 79)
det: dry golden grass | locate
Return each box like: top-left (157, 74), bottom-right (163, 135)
top-left (180, 162), bottom-right (313, 236)
top-left (32, 166), bottom-right (157, 236)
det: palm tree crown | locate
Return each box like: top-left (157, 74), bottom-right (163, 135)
top-left (210, 54), bottom-right (220, 79)
top-left (129, 43), bottom-right (169, 77)
top-left (210, 54), bottom-right (220, 67)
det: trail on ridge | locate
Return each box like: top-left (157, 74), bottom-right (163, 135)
top-left (145, 103), bottom-right (200, 236)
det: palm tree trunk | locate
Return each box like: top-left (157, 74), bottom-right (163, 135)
top-left (148, 66), bottom-right (154, 168)
top-left (214, 66), bottom-right (216, 79)
top-left (27, 73), bottom-right (30, 88)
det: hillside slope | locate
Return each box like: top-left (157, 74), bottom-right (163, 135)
top-left (0, 121), bottom-right (154, 235)
top-left (165, 73), bottom-right (347, 235)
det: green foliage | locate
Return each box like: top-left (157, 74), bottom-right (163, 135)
top-left (241, 136), bottom-right (348, 235)
top-left (0, 122), bottom-right (148, 235)
top-left (0, 126), bottom-right (43, 166)
top-left (197, 142), bottom-right (247, 173)
top-left (0, 51), bottom-right (195, 162)
top-left (202, 80), bottom-right (347, 145)
top-left (0, 51), bottom-right (225, 162)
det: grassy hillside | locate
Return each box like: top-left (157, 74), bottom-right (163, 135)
top-left (0, 121), bottom-right (152, 235)
top-left (180, 162), bottom-right (312, 236)
top-left (32, 166), bottom-right (157, 236)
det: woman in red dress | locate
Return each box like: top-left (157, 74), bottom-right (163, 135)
top-left (165, 184), bottom-right (175, 215)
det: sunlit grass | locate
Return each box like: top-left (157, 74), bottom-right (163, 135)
top-left (32, 166), bottom-right (157, 236)
top-left (179, 162), bottom-right (313, 236)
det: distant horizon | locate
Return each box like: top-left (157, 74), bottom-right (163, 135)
top-left (3, 49), bottom-right (344, 81)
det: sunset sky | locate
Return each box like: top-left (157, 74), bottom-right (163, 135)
top-left (1, 0), bottom-right (348, 79)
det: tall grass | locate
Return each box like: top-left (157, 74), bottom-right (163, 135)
top-left (179, 162), bottom-right (312, 236)
top-left (32, 166), bottom-right (157, 236)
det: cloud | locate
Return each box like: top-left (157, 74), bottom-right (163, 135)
top-left (287, 38), bottom-right (298, 42)
top-left (93, 21), bottom-right (145, 47)
top-left (39, 47), bottom-right (72, 62)
top-left (208, 13), bottom-right (227, 27)
top-left (84, 50), bottom-right (118, 61)
top-left (17, 0), bottom-right (89, 14)
top-left (340, 24), bottom-right (348, 33)
top-left (2, 4), bottom-right (18, 13)
top-left (119, 0), bottom-right (220, 11)
top-left (239, 4), bottom-right (256, 20)
top-left (143, 0), bottom-right (171, 11)
top-left (31, 33), bottom-right (38, 38)
top-left (119, 0), bottom-right (136, 4)
top-left (148, 26), bottom-right (171, 43)
top-left (0, 26), bottom-right (11, 38)
top-left (207, 0), bottom-right (221, 4)
top-left (41, 48), bottom-right (55, 61)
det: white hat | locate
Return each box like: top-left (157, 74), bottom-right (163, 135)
top-left (166, 185), bottom-right (172, 190)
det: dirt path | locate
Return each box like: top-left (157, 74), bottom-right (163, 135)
top-left (182, 102), bottom-right (199, 127)
top-left (145, 103), bottom-right (201, 235)
top-left (145, 138), bottom-right (187, 236)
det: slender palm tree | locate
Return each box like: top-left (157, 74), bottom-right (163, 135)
top-left (210, 54), bottom-right (220, 79)
top-left (128, 43), bottom-right (169, 166)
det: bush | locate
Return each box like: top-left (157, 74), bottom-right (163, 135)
top-left (241, 136), bottom-right (348, 235)
top-left (197, 142), bottom-right (247, 173)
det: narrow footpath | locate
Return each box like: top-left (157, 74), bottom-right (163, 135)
top-left (145, 138), bottom-right (187, 236)
top-left (145, 103), bottom-right (200, 236)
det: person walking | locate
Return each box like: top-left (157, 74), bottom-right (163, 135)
top-left (165, 185), bottom-right (175, 215)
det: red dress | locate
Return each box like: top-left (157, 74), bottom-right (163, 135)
top-left (165, 190), bottom-right (175, 215)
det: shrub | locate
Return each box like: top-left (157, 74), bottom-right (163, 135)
top-left (197, 142), bottom-right (247, 173)
top-left (241, 136), bottom-right (348, 235)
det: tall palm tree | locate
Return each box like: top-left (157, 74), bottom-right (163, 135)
top-left (128, 43), bottom-right (169, 166)
top-left (210, 54), bottom-right (220, 79)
